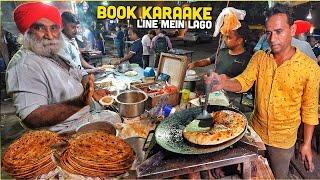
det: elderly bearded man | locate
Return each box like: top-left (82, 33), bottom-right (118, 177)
top-left (5, 2), bottom-right (108, 132)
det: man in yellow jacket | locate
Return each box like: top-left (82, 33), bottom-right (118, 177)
top-left (207, 3), bottom-right (320, 179)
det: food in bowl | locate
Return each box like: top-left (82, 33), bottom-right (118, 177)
top-left (99, 95), bottom-right (114, 106)
top-left (124, 70), bottom-right (138, 77)
top-left (186, 69), bottom-right (196, 76)
top-left (101, 64), bottom-right (115, 69)
top-left (101, 64), bottom-right (115, 72)
top-left (130, 63), bottom-right (139, 68)
top-left (95, 79), bottom-right (113, 89)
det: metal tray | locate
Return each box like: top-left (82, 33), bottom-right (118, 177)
top-left (155, 105), bottom-right (248, 154)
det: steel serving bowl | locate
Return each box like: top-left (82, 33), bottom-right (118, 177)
top-left (115, 90), bottom-right (148, 118)
top-left (117, 63), bottom-right (131, 73)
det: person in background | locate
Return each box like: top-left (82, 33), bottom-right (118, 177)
top-left (3, 30), bottom-right (21, 60)
top-left (141, 30), bottom-right (156, 68)
top-left (308, 28), bottom-right (320, 62)
top-left (82, 24), bottom-right (95, 50)
top-left (122, 24), bottom-right (129, 42)
top-left (254, 20), bottom-right (317, 60)
top-left (188, 21), bottom-right (251, 77)
top-left (75, 24), bottom-right (90, 51)
top-left (294, 20), bottom-right (311, 41)
top-left (188, 21), bottom-right (252, 104)
top-left (111, 24), bottom-right (124, 58)
top-left (6, 2), bottom-right (101, 132)
top-left (59, 12), bottom-right (101, 74)
top-left (93, 23), bottom-right (106, 54)
top-left (150, 30), bottom-right (172, 68)
top-left (206, 3), bottom-right (320, 178)
top-left (253, 33), bottom-right (269, 52)
top-left (116, 28), bottom-right (143, 67)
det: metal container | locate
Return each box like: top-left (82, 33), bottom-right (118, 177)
top-left (183, 80), bottom-right (196, 91)
top-left (115, 90), bottom-right (148, 117)
top-left (117, 63), bottom-right (130, 73)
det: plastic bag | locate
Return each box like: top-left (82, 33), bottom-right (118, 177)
top-left (213, 7), bottom-right (246, 37)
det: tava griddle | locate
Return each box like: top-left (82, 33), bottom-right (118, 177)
top-left (155, 105), bottom-right (248, 154)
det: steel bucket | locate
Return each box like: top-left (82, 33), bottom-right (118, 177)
top-left (115, 90), bottom-right (148, 118)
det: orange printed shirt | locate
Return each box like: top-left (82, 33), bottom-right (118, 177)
top-left (235, 48), bottom-right (320, 148)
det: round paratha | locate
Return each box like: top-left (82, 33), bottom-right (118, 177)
top-left (60, 131), bottom-right (135, 177)
top-left (183, 110), bottom-right (246, 145)
top-left (2, 130), bottom-right (61, 179)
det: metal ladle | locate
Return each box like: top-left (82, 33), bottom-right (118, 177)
top-left (196, 74), bottom-right (218, 127)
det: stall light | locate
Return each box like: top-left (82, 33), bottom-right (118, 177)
top-left (83, 1), bottom-right (89, 13)
top-left (306, 9), bottom-right (312, 19)
top-left (102, 1), bottom-right (108, 6)
top-left (71, 0), bottom-right (77, 14)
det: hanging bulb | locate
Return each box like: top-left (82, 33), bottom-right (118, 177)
top-left (306, 9), bottom-right (312, 20)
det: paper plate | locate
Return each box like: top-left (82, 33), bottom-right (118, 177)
top-left (125, 71), bottom-right (138, 77)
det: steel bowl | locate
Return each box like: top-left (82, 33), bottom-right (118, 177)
top-left (115, 90), bottom-right (148, 118)
top-left (76, 121), bottom-right (117, 135)
top-left (148, 83), bottom-right (164, 91)
top-left (117, 63), bottom-right (131, 73)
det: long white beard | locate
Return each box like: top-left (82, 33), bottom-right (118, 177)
top-left (19, 32), bottom-right (63, 58)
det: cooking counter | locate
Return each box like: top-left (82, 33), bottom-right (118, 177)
top-left (94, 65), bottom-right (145, 91)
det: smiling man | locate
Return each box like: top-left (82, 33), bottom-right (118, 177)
top-left (206, 3), bottom-right (320, 178)
top-left (6, 2), bottom-right (95, 132)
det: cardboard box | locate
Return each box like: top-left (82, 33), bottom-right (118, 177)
top-left (133, 53), bottom-right (189, 109)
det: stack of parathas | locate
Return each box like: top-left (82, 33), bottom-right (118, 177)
top-left (60, 131), bottom-right (135, 177)
top-left (2, 130), bottom-right (61, 179)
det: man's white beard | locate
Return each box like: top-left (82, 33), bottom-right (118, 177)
top-left (20, 32), bottom-right (63, 58)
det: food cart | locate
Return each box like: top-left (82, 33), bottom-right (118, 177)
top-left (1, 53), bottom-right (274, 179)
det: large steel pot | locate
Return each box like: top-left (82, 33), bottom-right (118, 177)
top-left (115, 90), bottom-right (148, 117)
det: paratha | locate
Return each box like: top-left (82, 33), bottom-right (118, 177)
top-left (2, 130), bottom-right (61, 179)
top-left (183, 110), bottom-right (246, 145)
top-left (60, 131), bottom-right (135, 177)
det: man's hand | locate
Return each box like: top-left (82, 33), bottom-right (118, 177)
top-left (111, 58), bottom-right (121, 65)
top-left (204, 73), bottom-right (228, 92)
top-left (300, 143), bottom-right (315, 172)
top-left (86, 67), bottom-right (104, 74)
top-left (81, 74), bottom-right (95, 105)
top-left (187, 63), bottom-right (194, 70)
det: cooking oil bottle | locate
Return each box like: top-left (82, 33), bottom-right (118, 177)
top-left (180, 89), bottom-right (190, 110)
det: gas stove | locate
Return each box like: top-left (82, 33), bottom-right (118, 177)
top-left (136, 130), bottom-right (262, 179)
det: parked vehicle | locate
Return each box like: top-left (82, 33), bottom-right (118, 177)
top-left (183, 29), bottom-right (213, 44)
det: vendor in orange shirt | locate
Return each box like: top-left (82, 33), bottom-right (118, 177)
top-left (206, 3), bottom-right (320, 179)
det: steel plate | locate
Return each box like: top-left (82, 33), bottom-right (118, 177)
top-left (155, 105), bottom-right (248, 154)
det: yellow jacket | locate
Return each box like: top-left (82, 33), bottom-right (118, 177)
top-left (235, 48), bottom-right (320, 149)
